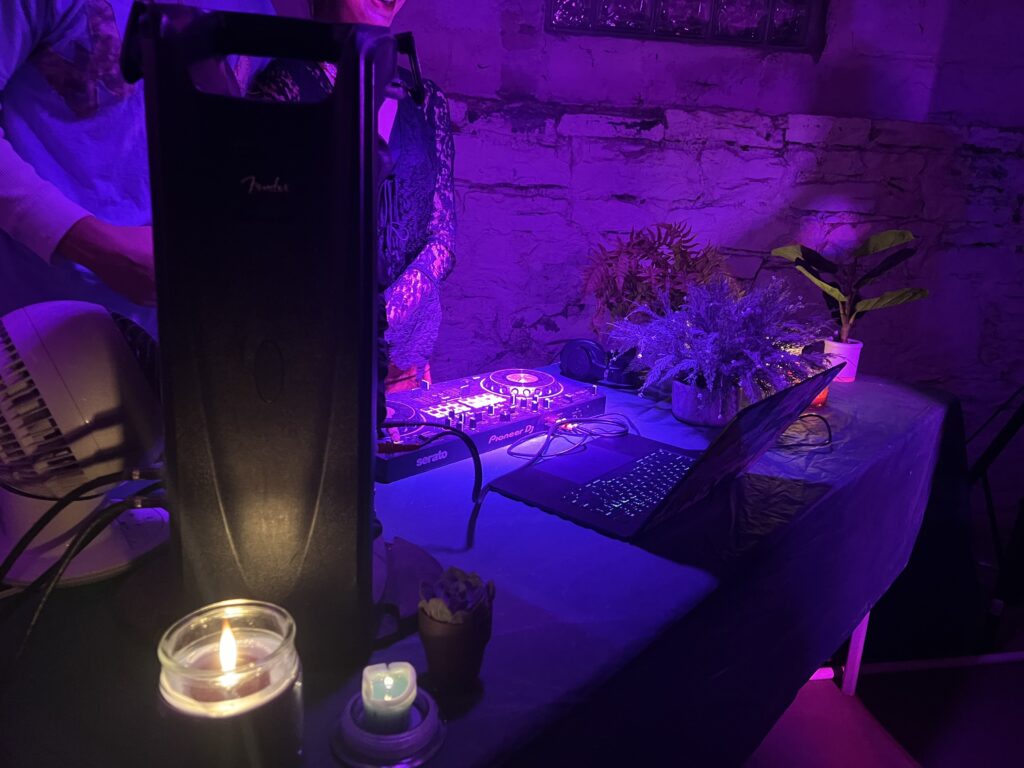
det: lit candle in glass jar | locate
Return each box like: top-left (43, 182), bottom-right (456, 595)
top-left (158, 600), bottom-right (303, 767)
top-left (361, 662), bottom-right (417, 734)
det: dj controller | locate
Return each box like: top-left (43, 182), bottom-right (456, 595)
top-left (376, 368), bottom-right (606, 482)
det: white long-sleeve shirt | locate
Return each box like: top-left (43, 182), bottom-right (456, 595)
top-left (0, 0), bottom-right (273, 322)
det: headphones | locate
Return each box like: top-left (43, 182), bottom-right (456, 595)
top-left (559, 340), bottom-right (640, 388)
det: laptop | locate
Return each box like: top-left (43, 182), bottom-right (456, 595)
top-left (488, 365), bottom-right (843, 540)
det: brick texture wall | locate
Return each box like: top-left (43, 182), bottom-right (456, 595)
top-left (396, 0), bottom-right (1024, 503)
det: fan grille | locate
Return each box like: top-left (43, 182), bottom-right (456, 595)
top-left (0, 323), bottom-right (82, 493)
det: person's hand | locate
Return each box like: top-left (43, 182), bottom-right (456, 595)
top-left (57, 216), bottom-right (156, 306)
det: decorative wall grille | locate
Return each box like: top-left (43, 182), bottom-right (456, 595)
top-left (547, 0), bottom-right (828, 53)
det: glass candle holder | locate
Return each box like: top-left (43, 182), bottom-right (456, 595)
top-left (158, 599), bottom-right (303, 768)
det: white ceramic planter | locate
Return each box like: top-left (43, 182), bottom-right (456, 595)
top-left (671, 380), bottom-right (741, 427)
top-left (824, 338), bottom-right (863, 382)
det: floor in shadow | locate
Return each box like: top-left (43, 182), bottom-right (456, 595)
top-left (857, 661), bottom-right (1024, 768)
top-left (751, 661), bottom-right (1024, 768)
top-left (747, 680), bottom-right (918, 768)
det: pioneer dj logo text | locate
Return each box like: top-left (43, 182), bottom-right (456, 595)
top-left (240, 176), bottom-right (290, 195)
top-left (416, 450), bottom-right (449, 468)
top-left (488, 424), bottom-right (535, 445)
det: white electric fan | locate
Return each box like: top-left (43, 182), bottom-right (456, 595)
top-left (0, 301), bottom-right (166, 585)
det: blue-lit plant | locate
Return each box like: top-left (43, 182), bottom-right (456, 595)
top-left (586, 222), bottom-right (725, 333)
top-left (771, 230), bottom-right (928, 343)
top-left (419, 567), bottom-right (495, 625)
top-left (419, 567), bottom-right (495, 691)
top-left (609, 276), bottom-right (828, 402)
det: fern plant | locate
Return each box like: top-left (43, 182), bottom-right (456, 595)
top-left (610, 276), bottom-right (828, 403)
top-left (586, 222), bottom-right (724, 333)
top-left (772, 230), bottom-right (928, 343)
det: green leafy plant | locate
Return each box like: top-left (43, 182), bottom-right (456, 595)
top-left (586, 222), bottom-right (725, 333)
top-left (609, 276), bottom-right (828, 402)
top-left (419, 567), bottom-right (495, 625)
top-left (771, 230), bottom-right (928, 344)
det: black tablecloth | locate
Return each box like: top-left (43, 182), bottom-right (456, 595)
top-left (0, 377), bottom-right (967, 767)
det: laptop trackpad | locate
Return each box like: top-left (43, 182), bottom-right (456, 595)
top-left (535, 445), bottom-right (635, 483)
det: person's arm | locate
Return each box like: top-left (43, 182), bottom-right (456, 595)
top-left (0, 1), bottom-right (91, 264)
top-left (385, 81), bottom-right (456, 326)
top-left (0, 1), bottom-right (155, 305)
top-left (54, 217), bottom-right (156, 304)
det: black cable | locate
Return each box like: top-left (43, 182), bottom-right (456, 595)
top-left (382, 421), bottom-right (488, 551)
top-left (0, 481), bottom-right (104, 503)
top-left (13, 483), bottom-right (163, 660)
top-left (592, 379), bottom-right (641, 391)
top-left (0, 468), bottom-right (162, 587)
top-left (18, 489), bottom-right (160, 598)
top-left (382, 421), bottom-right (484, 503)
top-left (506, 420), bottom-right (578, 461)
top-left (462, 492), bottom-right (488, 551)
top-left (14, 501), bottom-right (129, 659)
top-left (405, 429), bottom-right (484, 502)
top-left (385, 414), bottom-right (638, 551)
top-left (2, 483), bottom-right (166, 617)
top-left (507, 432), bottom-right (587, 461)
top-left (507, 413), bottom-right (639, 466)
top-left (462, 413), bottom-right (639, 552)
top-left (563, 413), bottom-right (639, 438)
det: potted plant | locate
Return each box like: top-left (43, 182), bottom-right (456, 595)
top-left (771, 230), bottom-right (928, 382)
top-left (610, 276), bottom-right (827, 426)
top-left (586, 222), bottom-right (724, 337)
top-left (418, 567), bottom-right (495, 692)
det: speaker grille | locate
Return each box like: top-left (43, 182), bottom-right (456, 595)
top-left (0, 323), bottom-right (82, 493)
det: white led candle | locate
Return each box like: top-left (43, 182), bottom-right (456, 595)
top-left (361, 662), bottom-right (417, 734)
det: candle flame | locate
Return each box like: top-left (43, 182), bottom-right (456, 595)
top-left (219, 620), bottom-right (237, 674)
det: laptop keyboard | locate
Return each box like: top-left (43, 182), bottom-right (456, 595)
top-left (561, 448), bottom-right (696, 521)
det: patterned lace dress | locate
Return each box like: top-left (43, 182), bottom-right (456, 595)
top-left (249, 59), bottom-right (456, 388)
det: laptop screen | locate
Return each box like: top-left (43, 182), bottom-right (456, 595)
top-left (643, 365), bottom-right (844, 533)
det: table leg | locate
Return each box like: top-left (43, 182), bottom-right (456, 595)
top-left (841, 611), bottom-right (870, 696)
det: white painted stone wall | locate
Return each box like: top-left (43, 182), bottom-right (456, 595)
top-left (395, 0), bottom-right (1024, 503)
